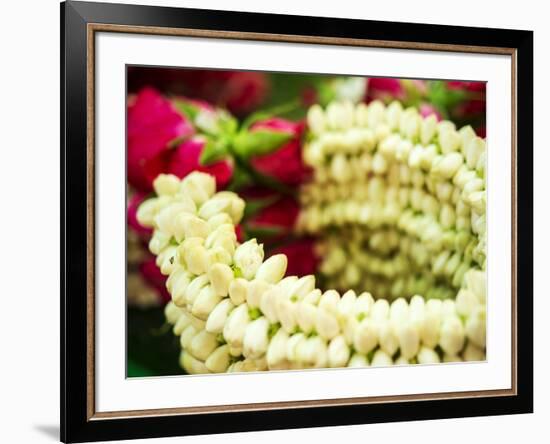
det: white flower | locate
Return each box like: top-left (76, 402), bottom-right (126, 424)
top-left (180, 351), bottom-right (209, 374)
top-left (188, 330), bottom-right (219, 361)
top-left (307, 104), bottom-right (327, 135)
top-left (439, 129), bottom-right (460, 154)
top-left (431, 152), bottom-right (464, 179)
top-left (353, 319), bottom-right (378, 354)
top-left (179, 325), bottom-right (198, 349)
top-left (205, 345), bottom-right (231, 373)
top-left (234, 239), bottom-right (265, 280)
top-left (266, 328), bottom-right (289, 369)
top-left (371, 350), bottom-right (392, 367)
top-left (417, 346), bottom-right (440, 364)
top-left (243, 317), bottom-right (270, 359)
top-left (191, 285), bottom-right (222, 320)
top-left (348, 353), bottom-right (369, 367)
top-left (377, 318), bottom-right (399, 356)
top-left (327, 335), bottom-right (350, 368)
top-left (181, 239), bottom-right (209, 275)
top-left (208, 263), bottom-right (234, 297)
top-left (198, 198), bottom-right (232, 220)
top-left (465, 306), bottom-right (486, 348)
top-left (136, 198), bottom-right (161, 227)
top-left (180, 171), bottom-right (216, 206)
top-left (286, 333), bottom-right (306, 362)
top-left (173, 213), bottom-right (210, 243)
top-left (184, 274), bottom-right (209, 306)
top-left (420, 114), bottom-right (438, 145)
top-left (316, 308), bottom-right (340, 341)
top-left (223, 303), bottom-right (251, 347)
top-left (228, 278), bottom-right (249, 306)
top-left (170, 271), bottom-right (192, 307)
top-left (255, 254), bottom-right (287, 284)
top-left (213, 192), bottom-right (245, 224)
top-left (439, 314), bottom-right (465, 355)
top-left (326, 101), bottom-right (353, 130)
top-left (246, 279), bottom-right (272, 309)
top-left (462, 343), bottom-right (485, 361)
top-left (276, 297), bottom-right (297, 334)
top-left (464, 269), bottom-right (486, 304)
top-left (153, 174), bottom-right (180, 196)
top-left (206, 299), bottom-right (234, 334)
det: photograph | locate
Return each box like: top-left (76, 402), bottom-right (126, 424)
top-left (126, 67), bottom-right (488, 376)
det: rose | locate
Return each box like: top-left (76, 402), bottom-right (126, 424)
top-left (249, 118), bottom-right (311, 185)
top-left (419, 103), bottom-right (442, 121)
top-left (127, 87), bottom-right (194, 192)
top-left (366, 77), bottom-right (405, 102)
top-left (168, 138), bottom-right (233, 189)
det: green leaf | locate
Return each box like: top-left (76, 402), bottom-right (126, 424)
top-left (199, 137), bottom-right (230, 165)
top-left (233, 129), bottom-right (293, 158)
top-left (172, 98), bottom-right (200, 121)
top-left (241, 99), bottom-right (300, 129)
top-left (243, 224), bottom-right (285, 240)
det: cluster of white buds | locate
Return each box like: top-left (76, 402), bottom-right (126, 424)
top-left (139, 171), bottom-right (486, 374)
top-left (300, 100), bottom-right (486, 296)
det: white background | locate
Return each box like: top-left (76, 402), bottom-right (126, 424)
top-left (96, 31), bottom-right (512, 412)
top-left (0, 0), bottom-right (545, 443)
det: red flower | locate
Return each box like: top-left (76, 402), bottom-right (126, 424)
top-left (139, 258), bottom-right (170, 303)
top-left (366, 77), bottom-right (405, 102)
top-left (127, 88), bottom-right (193, 192)
top-left (168, 138), bottom-right (233, 189)
top-left (127, 192), bottom-right (153, 238)
top-left (250, 118), bottom-right (311, 185)
top-left (271, 238), bottom-right (319, 277)
top-left (249, 195), bottom-right (299, 234)
top-left (446, 81), bottom-right (486, 92)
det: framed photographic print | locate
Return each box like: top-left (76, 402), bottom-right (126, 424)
top-left (61, 1), bottom-right (533, 442)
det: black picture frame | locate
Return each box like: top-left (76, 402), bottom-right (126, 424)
top-left (61, 1), bottom-right (533, 442)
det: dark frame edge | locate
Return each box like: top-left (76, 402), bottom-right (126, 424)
top-left (61, 1), bottom-right (533, 442)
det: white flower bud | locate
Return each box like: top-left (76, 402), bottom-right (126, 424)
top-left (192, 285), bottom-right (222, 320)
top-left (439, 314), bottom-right (465, 355)
top-left (372, 152), bottom-right (388, 175)
top-left (179, 324), bottom-right (198, 349)
top-left (171, 271), bottom-right (192, 307)
top-left (422, 299), bottom-right (442, 348)
top-left (136, 198), bottom-right (161, 228)
top-left (153, 174), bottom-right (180, 196)
top-left (455, 289), bottom-right (479, 317)
top-left (371, 299), bottom-right (390, 321)
top-left (234, 239), bottom-right (264, 280)
top-left (164, 301), bottom-right (183, 325)
top-left (180, 351), bottom-right (209, 374)
top-left (464, 269), bottom-right (486, 304)
top-left (354, 319), bottom-right (378, 354)
top-left (371, 350), bottom-right (392, 367)
top-left (276, 297), bottom-right (297, 334)
top-left (327, 335), bottom-right (350, 368)
top-left (396, 321), bottom-right (420, 360)
top-left (420, 114), bottom-right (438, 145)
top-left (212, 192), bottom-right (246, 224)
top-left (173, 213), bottom-right (210, 243)
top-left (394, 356), bottom-right (410, 366)
top-left (188, 330), bottom-right (218, 361)
top-left (377, 318), bottom-right (399, 356)
top-left (180, 239), bottom-right (209, 275)
top-left (267, 328), bottom-right (289, 369)
top-left (223, 303), bottom-right (251, 347)
top-left (205, 345), bottom-right (231, 373)
top-left (184, 274), bottom-right (209, 306)
top-left (229, 345), bottom-right (242, 357)
top-left (337, 290), bottom-right (357, 320)
top-left (465, 306), bottom-right (486, 348)
top-left (286, 333), bottom-right (306, 362)
top-left (228, 277), bottom-right (249, 306)
top-left (206, 299), bottom-right (234, 334)
top-left (255, 254), bottom-right (287, 284)
top-left (327, 101), bottom-right (354, 130)
top-left (431, 152), bottom-right (464, 179)
top-left (354, 292), bottom-right (374, 319)
top-left (465, 137), bottom-right (485, 169)
top-left (307, 104), bottom-right (327, 135)
top-left (208, 263), bottom-right (234, 297)
top-left (462, 343), bottom-right (485, 361)
top-left (348, 353), bottom-right (369, 367)
top-left (417, 346), bottom-right (441, 364)
top-left (198, 198), bottom-right (232, 220)
top-left (173, 311), bottom-right (192, 336)
top-left (316, 308), bottom-right (340, 340)
top-left (296, 302), bottom-right (318, 334)
top-left (439, 129), bottom-right (460, 154)
top-left (207, 246), bottom-right (232, 267)
top-left (243, 317), bottom-right (270, 359)
top-left (247, 279), bottom-right (272, 309)
top-left (206, 212), bottom-right (233, 232)
top-left (466, 191), bottom-right (486, 213)
top-left (443, 354), bottom-right (462, 363)
top-left (180, 172), bottom-right (216, 206)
